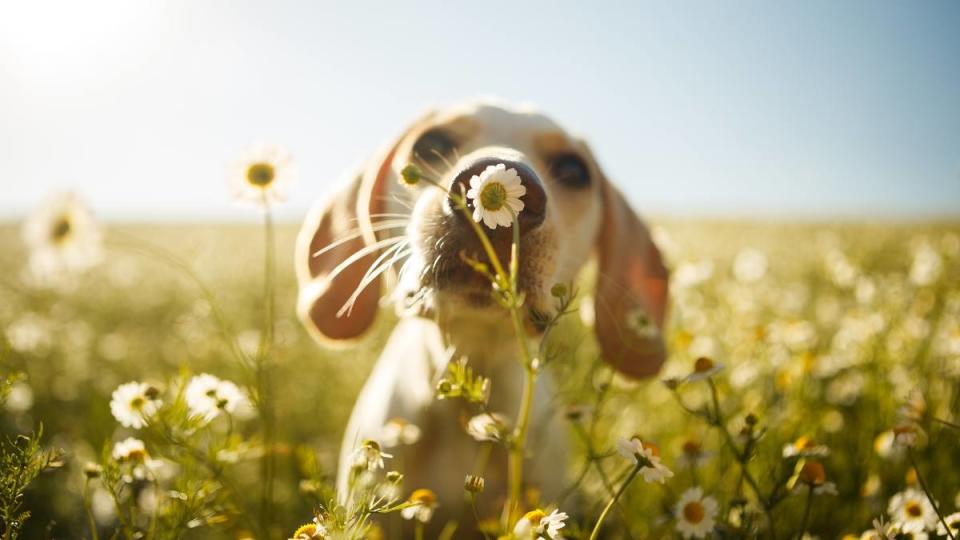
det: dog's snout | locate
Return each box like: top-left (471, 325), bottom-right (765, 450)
top-left (449, 157), bottom-right (547, 234)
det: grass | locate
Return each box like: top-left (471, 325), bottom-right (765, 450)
top-left (1, 219), bottom-right (958, 538)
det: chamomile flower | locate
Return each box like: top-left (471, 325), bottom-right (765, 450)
top-left (512, 508), bottom-right (568, 539)
top-left (888, 488), bottom-right (938, 533)
top-left (21, 192), bottom-right (102, 285)
top-left (466, 412), bottom-right (509, 442)
top-left (109, 382), bottom-right (161, 429)
top-left (184, 374), bottom-right (247, 422)
top-left (674, 487), bottom-right (718, 539)
top-left (616, 436), bottom-right (674, 484)
top-left (380, 417), bottom-right (422, 448)
top-left (290, 517), bottom-right (329, 539)
top-left (401, 489), bottom-right (438, 523)
top-left (626, 307), bottom-right (659, 339)
top-left (351, 440), bottom-right (392, 471)
top-left (685, 357), bottom-right (724, 383)
top-left (230, 144), bottom-right (295, 208)
top-left (676, 439), bottom-right (713, 468)
top-left (782, 436), bottom-right (830, 459)
top-left (465, 163), bottom-right (526, 229)
top-left (112, 437), bottom-right (161, 480)
top-left (936, 512), bottom-right (960, 537)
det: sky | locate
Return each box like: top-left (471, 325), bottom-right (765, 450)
top-left (1, 0), bottom-right (958, 222)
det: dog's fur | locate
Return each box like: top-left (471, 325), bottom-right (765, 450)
top-left (295, 98), bottom-right (669, 528)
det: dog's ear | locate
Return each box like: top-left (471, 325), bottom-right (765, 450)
top-left (593, 172), bottom-right (670, 378)
top-left (294, 137), bottom-right (404, 344)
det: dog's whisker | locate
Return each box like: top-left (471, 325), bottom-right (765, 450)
top-left (412, 152), bottom-right (445, 179)
top-left (325, 236), bottom-right (406, 282)
top-left (312, 221), bottom-right (409, 258)
top-left (338, 245), bottom-right (412, 317)
top-left (428, 147), bottom-right (455, 170)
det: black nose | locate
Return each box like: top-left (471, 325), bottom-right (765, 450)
top-left (448, 157), bottom-right (547, 235)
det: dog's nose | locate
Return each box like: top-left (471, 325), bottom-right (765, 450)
top-left (449, 157), bottom-right (547, 235)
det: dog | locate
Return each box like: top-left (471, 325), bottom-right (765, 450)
top-left (295, 98), bottom-right (669, 532)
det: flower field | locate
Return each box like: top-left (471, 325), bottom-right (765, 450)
top-left (1, 216), bottom-right (959, 539)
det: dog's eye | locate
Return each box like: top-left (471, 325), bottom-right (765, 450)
top-left (550, 154), bottom-right (591, 188)
top-left (412, 130), bottom-right (457, 165)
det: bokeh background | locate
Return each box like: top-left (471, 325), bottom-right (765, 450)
top-left (1, 1), bottom-right (959, 539)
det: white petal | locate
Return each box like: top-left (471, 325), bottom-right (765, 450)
top-left (470, 176), bottom-right (483, 189)
top-left (482, 212), bottom-right (498, 229)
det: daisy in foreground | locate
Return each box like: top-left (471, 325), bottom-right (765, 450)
top-left (230, 144), bottom-right (295, 208)
top-left (109, 381), bottom-right (161, 429)
top-left (465, 163), bottom-right (526, 229)
top-left (513, 508), bottom-right (568, 540)
top-left (674, 487), bottom-right (718, 539)
top-left (888, 487), bottom-right (938, 533)
top-left (289, 517), bottom-right (329, 539)
top-left (185, 373), bottom-right (247, 422)
top-left (21, 192), bottom-right (102, 285)
top-left (401, 489), bottom-right (438, 523)
top-left (616, 436), bottom-right (674, 483)
top-left (351, 439), bottom-right (392, 471)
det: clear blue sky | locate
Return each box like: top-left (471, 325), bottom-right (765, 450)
top-left (1, 0), bottom-right (958, 221)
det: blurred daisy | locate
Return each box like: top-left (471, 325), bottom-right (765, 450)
top-left (21, 192), bottom-right (102, 285)
top-left (466, 412), bottom-right (509, 442)
top-left (230, 144), bottom-right (295, 208)
top-left (676, 439), bottom-right (712, 468)
top-left (732, 247), bottom-right (767, 283)
top-left (512, 508), bottom-right (568, 540)
top-left (109, 382), bottom-right (161, 429)
top-left (874, 430), bottom-right (904, 460)
top-left (892, 424), bottom-right (925, 448)
top-left (936, 512), bottom-right (960, 537)
top-left (782, 436), bottom-right (830, 459)
top-left (674, 487), bottom-right (718, 539)
top-left (465, 163), bottom-right (526, 229)
top-left (793, 461), bottom-right (838, 496)
top-left (888, 488), bottom-right (938, 534)
top-left (616, 436), bottom-right (674, 484)
top-left (686, 357), bottom-right (724, 383)
top-left (290, 517), bottom-right (329, 539)
top-left (401, 489), bottom-right (438, 523)
top-left (185, 373), bottom-right (247, 422)
top-left (351, 440), bottom-right (392, 471)
top-left (380, 417), bottom-right (422, 448)
top-left (112, 437), bottom-right (161, 480)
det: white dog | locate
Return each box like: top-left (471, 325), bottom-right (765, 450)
top-left (295, 98), bottom-right (669, 531)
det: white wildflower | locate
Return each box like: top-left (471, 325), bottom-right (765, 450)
top-left (466, 412), bottom-right (509, 442)
top-left (230, 144), bottom-right (295, 209)
top-left (616, 437), bottom-right (674, 484)
top-left (109, 382), bottom-right (161, 429)
top-left (513, 508), bottom-right (568, 539)
top-left (185, 373), bottom-right (247, 422)
top-left (465, 163), bottom-right (526, 229)
top-left (675, 487), bottom-right (718, 539)
top-left (21, 192), bottom-right (102, 285)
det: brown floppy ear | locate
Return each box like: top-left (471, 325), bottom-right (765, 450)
top-left (593, 174), bottom-right (670, 378)
top-left (294, 138), bottom-right (402, 344)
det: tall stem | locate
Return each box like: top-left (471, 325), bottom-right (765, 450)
top-left (588, 463), bottom-right (641, 540)
top-left (908, 449), bottom-right (955, 540)
top-left (258, 203), bottom-right (277, 535)
top-left (798, 485), bottom-right (813, 539)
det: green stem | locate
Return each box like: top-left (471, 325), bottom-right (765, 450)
top-left (588, 463), bottom-right (641, 540)
top-left (798, 485), bottom-right (813, 539)
top-left (908, 449), bottom-right (955, 540)
top-left (258, 201), bottom-right (278, 536)
top-left (82, 479), bottom-right (100, 540)
top-left (414, 521), bottom-right (424, 540)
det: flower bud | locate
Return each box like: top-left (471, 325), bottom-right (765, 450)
top-left (464, 474), bottom-right (485, 494)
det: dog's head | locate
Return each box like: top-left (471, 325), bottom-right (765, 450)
top-left (295, 99), bottom-right (669, 378)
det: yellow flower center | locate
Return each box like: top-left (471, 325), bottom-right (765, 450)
top-left (246, 162), bottom-right (276, 187)
top-left (50, 215), bottom-right (72, 244)
top-left (683, 500), bottom-right (705, 524)
top-left (129, 396), bottom-right (145, 410)
top-left (409, 488), bottom-right (437, 505)
top-left (479, 181), bottom-right (507, 211)
top-left (694, 357), bottom-right (714, 373)
top-left (905, 501), bottom-right (923, 518)
top-left (522, 509), bottom-right (546, 525)
top-left (292, 523), bottom-right (317, 538)
top-left (794, 436), bottom-right (813, 449)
